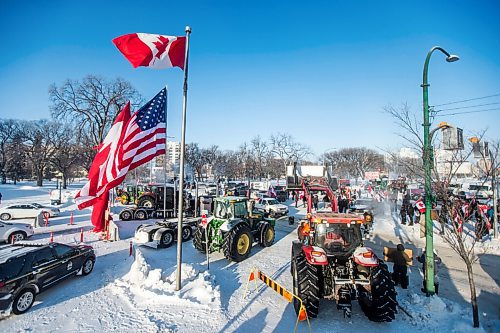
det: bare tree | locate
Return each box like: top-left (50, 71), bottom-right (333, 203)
top-left (24, 120), bottom-right (58, 186)
top-left (0, 119), bottom-right (21, 183)
top-left (322, 147), bottom-right (384, 179)
top-left (49, 75), bottom-right (142, 148)
top-left (50, 122), bottom-right (81, 188)
top-left (385, 102), bottom-right (496, 328)
top-left (270, 132), bottom-right (310, 168)
top-left (250, 136), bottom-right (269, 179)
top-left (185, 143), bottom-right (206, 181)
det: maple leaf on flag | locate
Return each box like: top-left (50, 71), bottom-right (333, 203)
top-left (153, 36), bottom-right (170, 59)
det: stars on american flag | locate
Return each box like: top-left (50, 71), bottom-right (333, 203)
top-left (136, 88), bottom-right (166, 131)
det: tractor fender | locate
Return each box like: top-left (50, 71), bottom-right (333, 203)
top-left (219, 218), bottom-right (245, 232)
top-left (302, 245), bottom-right (328, 265)
top-left (352, 247), bottom-right (379, 267)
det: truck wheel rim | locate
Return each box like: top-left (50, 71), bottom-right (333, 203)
top-left (265, 228), bottom-right (274, 243)
top-left (182, 228), bottom-right (190, 239)
top-left (237, 234), bottom-right (250, 254)
top-left (163, 233), bottom-right (172, 244)
top-left (17, 291), bottom-right (34, 311)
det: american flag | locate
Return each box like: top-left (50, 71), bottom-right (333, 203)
top-left (76, 88), bottom-right (167, 218)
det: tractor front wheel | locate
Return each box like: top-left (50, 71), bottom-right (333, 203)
top-left (193, 226), bottom-right (209, 253)
top-left (258, 223), bottom-right (275, 247)
top-left (358, 262), bottom-right (398, 322)
top-left (223, 224), bottom-right (253, 262)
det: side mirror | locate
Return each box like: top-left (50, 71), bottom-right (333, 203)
top-left (288, 216), bottom-right (295, 225)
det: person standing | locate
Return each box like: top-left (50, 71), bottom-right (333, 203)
top-left (312, 194), bottom-right (319, 211)
top-left (407, 203), bottom-right (415, 226)
top-left (400, 204), bottom-right (407, 225)
top-left (417, 250), bottom-right (442, 294)
top-left (388, 244), bottom-right (411, 289)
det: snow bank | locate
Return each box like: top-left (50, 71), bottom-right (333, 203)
top-left (401, 292), bottom-right (486, 332)
top-left (114, 248), bottom-right (220, 308)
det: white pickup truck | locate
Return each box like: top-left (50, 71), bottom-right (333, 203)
top-left (254, 197), bottom-right (288, 217)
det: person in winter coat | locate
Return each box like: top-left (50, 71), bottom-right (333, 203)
top-left (407, 204), bottom-right (415, 226)
top-left (312, 195), bottom-right (319, 211)
top-left (400, 204), bottom-right (407, 225)
top-left (388, 244), bottom-right (411, 289)
top-left (417, 251), bottom-right (442, 294)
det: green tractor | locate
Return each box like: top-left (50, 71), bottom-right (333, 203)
top-left (193, 196), bottom-right (276, 262)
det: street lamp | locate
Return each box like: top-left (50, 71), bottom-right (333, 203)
top-left (422, 46), bottom-right (459, 295)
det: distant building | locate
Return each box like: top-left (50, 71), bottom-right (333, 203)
top-left (155, 141), bottom-right (181, 167)
top-left (433, 148), bottom-right (473, 177)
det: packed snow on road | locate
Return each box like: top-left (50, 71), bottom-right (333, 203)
top-left (0, 182), bottom-right (499, 333)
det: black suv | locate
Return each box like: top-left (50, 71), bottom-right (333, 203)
top-left (0, 242), bottom-right (96, 315)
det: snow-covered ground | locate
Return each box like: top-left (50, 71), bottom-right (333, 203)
top-left (0, 182), bottom-right (499, 332)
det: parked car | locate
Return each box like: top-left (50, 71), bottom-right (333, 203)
top-left (0, 242), bottom-right (96, 315)
top-left (0, 203), bottom-right (60, 221)
top-left (0, 222), bottom-right (34, 243)
top-left (254, 197), bottom-right (288, 217)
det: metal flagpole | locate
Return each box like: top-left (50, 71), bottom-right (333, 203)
top-left (163, 88), bottom-right (168, 221)
top-left (176, 25), bottom-right (191, 291)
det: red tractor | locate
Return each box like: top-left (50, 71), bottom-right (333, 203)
top-left (291, 212), bottom-right (397, 322)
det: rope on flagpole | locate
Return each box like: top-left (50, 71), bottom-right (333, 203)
top-left (176, 25), bottom-right (191, 291)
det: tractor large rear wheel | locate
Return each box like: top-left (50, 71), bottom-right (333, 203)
top-left (358, 262), bottom-right (398, 322)
top-left (292, 252), bottom-right (320, 318)
top-left (193, 226), bottom-right (209, 253)
top-left (223, 224), bottom-right (253, 262)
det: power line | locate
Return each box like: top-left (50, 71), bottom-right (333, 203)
top-left (431, 93), bottom-right (500, 107)
top-left (434, 102), bottom-right (500, 112)
top-left (434, 107), bottom-right (500, 117)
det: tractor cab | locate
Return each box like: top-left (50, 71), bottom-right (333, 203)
top-left (299, 213), bottom-right (364, 258)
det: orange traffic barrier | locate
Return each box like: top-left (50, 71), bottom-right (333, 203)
top-left (243, 267), bottom-right (312, 333)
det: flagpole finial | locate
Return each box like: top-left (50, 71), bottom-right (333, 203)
top-left (185, 26), bottom-right (191, 33)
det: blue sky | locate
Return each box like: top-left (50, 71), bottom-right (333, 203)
top-left (1, 0), bottom-right (499, 158)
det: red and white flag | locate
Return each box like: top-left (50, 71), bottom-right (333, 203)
top-left (415, 198), bottom-right (426, 213)
top-left (113, 33), bottom-right (186, 70)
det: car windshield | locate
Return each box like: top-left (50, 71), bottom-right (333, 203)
top-left (314, 223), bottom-right (361, 255)
top-left (266, 199), bottom-right (279, 205)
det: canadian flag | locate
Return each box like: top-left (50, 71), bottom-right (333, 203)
top-left (113, 33), bottom-right (186, 69)
top-left (415, 198), bottom-right (426, 213)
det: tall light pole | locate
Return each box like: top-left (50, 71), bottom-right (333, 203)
top-left (422, 46), bottom-right (459, 295)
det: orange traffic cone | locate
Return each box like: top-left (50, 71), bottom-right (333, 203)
top-left (69, 211), bottom-right (74, 225)
top-left (50, 232), bottom-right (54, 243)
top-left (298, 305), bottom-right (308, 322)
top-left (248, 271), bottom-right (255, 282)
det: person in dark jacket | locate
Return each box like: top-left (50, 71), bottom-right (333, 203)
top-left (407, 204), bottom-right (415, 226)
top-left (417, 250), bottom-right (442, 294)
top-left (400, 204), bottom-right (407, 225)
top-left (388, 244), bottom-right (411, 288)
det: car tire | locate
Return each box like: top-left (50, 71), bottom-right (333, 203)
top-left (134, 210), bottom-right (148, 220)
top-left (82, 258), bottom-right (95, 276)
top-left (0, 213), bottom-right (12, 221)
top-left (9, 231), bottom-right (26, 243)
top-left (12, 288), bottom-right (36, 315)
